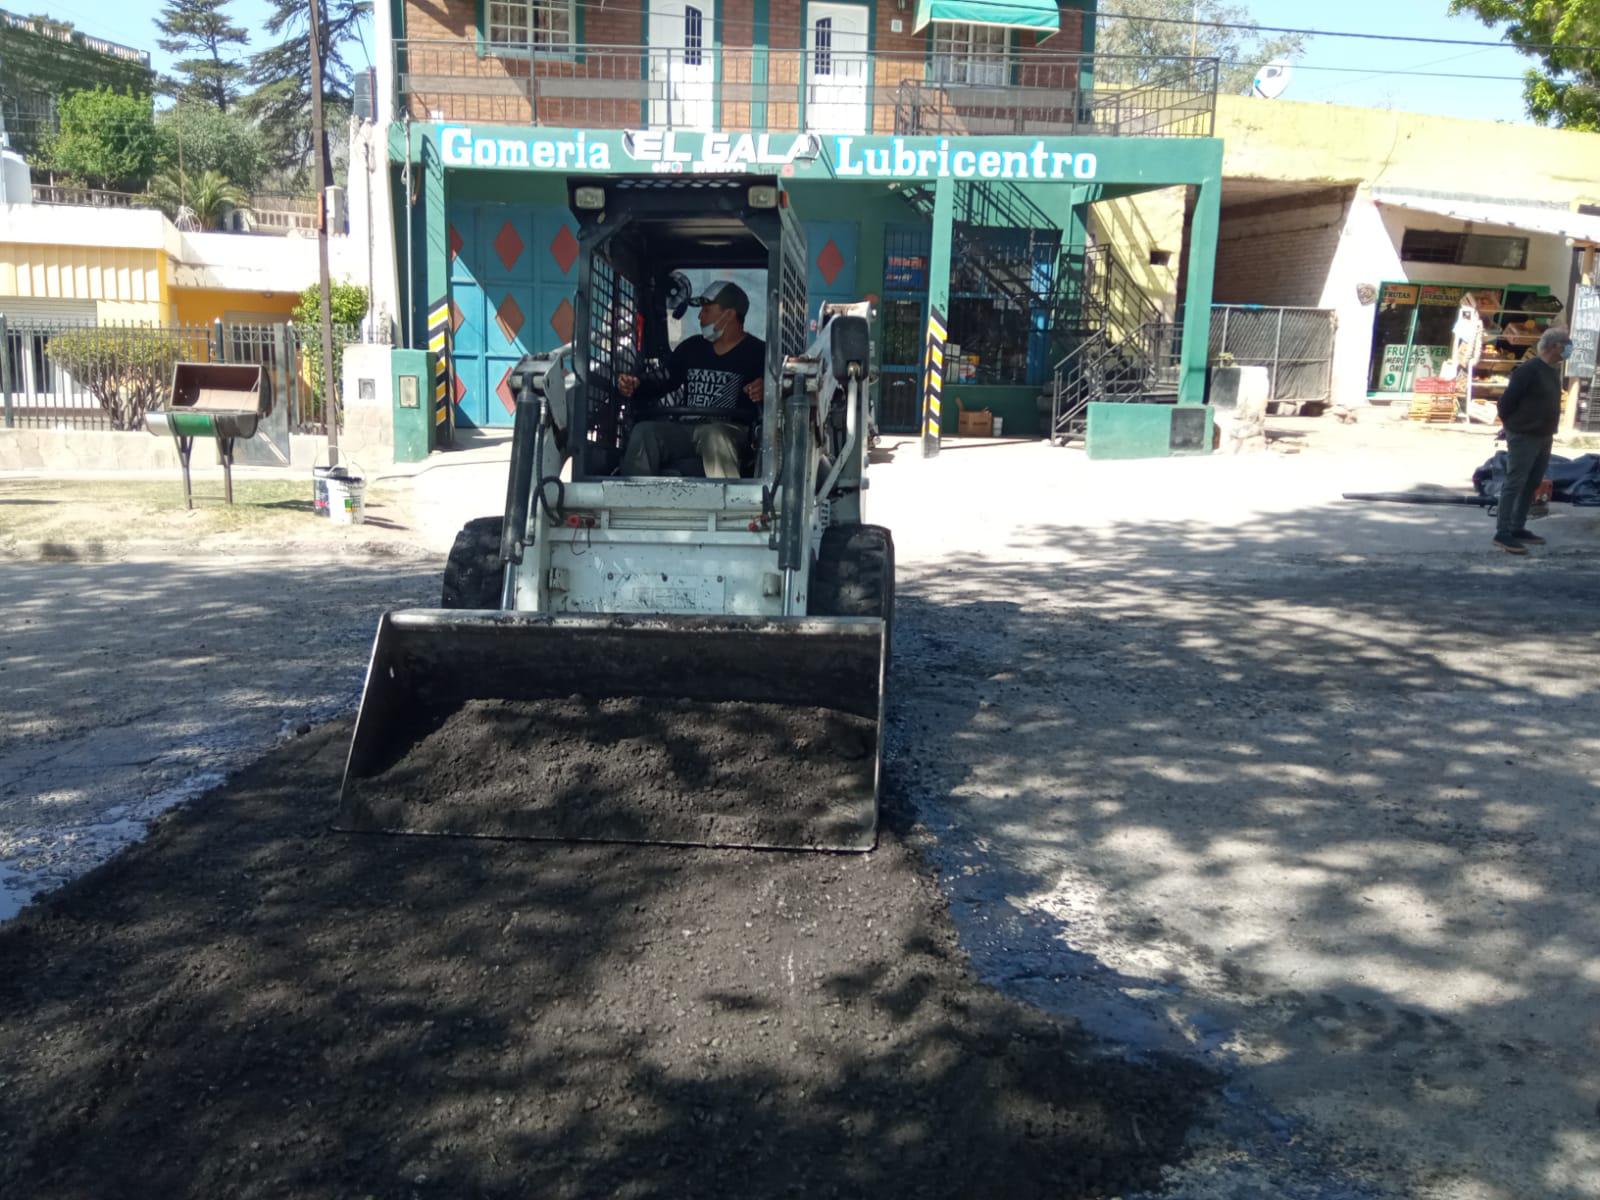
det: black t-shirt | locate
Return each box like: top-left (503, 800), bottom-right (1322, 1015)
top-left (646, 334), bottom-right (766, 423)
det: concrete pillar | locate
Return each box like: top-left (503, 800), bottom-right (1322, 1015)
top-left (1178, 173), bottom-right (1221, 406)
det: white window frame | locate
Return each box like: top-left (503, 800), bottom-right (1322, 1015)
top-left (486, 0), bottom-right (576, 55)
top-left (930, 21), bottom-right (1010, 87)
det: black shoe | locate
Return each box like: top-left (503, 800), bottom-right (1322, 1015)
top-left (1493, 534), bottom-right (1528, 555)
top-left (1513, 529), bottom-right (1546, 546)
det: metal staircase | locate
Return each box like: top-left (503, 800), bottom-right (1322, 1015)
top-left (892, 181), bottom-right (1179, 430)
top-left (897, 181), bottom-right (1064, 339)
top-left (1049, 246), bottom-right (1179, 444)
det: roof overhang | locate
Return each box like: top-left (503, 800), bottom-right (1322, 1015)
top-left (1374, 190), bottom-right (1600, 247)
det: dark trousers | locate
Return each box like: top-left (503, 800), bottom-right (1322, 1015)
top-left (1497, 432), bottom-right (1553, 537)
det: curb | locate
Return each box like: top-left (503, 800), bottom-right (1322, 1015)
top-left (1, 537), bottom-right (443, 565)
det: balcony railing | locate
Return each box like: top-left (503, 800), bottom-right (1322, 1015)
top-left (395, 41), bottom-right (1218, 139)
top-left (29, 183), bottom-right (141, 208)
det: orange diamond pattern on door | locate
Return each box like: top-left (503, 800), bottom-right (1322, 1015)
top-left (448, 202), bottom-right (580, 428)
top-left (802, 219), bottom-right (860, 338)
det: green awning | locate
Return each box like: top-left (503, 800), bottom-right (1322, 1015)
top-left (913, 0), bottom-right (1061, 37)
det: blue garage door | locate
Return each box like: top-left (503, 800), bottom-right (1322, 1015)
top-left (801, 219), bottom-right (861, 339)
top-left (448, 202), bottom-right (580, 428)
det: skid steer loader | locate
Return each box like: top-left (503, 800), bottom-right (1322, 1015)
top-left (336, 176), bottom-right (893, 851)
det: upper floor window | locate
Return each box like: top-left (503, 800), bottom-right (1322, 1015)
top-left (487, 0), bottom-right (574, 52)
top-left (814, 17), bottom-right (833, 76)
top-left (931, 22), bottom-right (1009, 87)
top-left (684, 6), bottom-right (704, 67)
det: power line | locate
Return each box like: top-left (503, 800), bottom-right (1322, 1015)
top-left (1227, 62), bottom-right (1527, 82)
top-left (1096, 9), bottom-right (1596, 55)
top-left (510, 0), bottom-right (1600, 54)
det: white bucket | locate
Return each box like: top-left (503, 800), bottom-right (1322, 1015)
top-left (992, 416), bottom-right (1004, 438)
top-left (326, 472), bottom-right (366, 525)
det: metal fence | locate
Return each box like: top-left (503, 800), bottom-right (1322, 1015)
top-left (1209, 305), bottom-right (1337, 408)
top-left (0, 317), bottom-right (357, 435)
top-left (395, 40), bottom-right (1218, 139)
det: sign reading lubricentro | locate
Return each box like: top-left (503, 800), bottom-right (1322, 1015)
top-left (436, 126), bottom-right (1100, 183)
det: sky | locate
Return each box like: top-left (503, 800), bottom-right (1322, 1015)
top-left (1233, 0), bottom-right (1535, 124)
top-left (78, 0), bottom-right (1539, 126)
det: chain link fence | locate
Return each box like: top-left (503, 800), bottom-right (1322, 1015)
top-left (0, 317), bottom-right (357, 435)
top-left (1210, 306), bottom-right (1336, 409)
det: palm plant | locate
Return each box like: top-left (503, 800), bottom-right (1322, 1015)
top-left (147, 168), bottom-right (247, 230)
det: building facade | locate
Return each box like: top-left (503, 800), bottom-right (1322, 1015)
top-left (372, 0), bottom-right (1224, 439)
top-left (1205, 95), bottom-right (1600, 409)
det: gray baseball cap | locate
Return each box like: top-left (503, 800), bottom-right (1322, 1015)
top-left (692, 280), bottom-right (749, 321)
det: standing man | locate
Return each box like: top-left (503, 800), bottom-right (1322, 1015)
top-left (617, 281), bottom-right (765, 478)
top-left (1493, 326), bottom-right (1571, 555)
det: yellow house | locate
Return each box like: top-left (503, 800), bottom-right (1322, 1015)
top-left (0, 202), bottom-right (353, 327)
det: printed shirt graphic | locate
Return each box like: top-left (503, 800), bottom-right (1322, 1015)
top-left (654, 334), bottom-right (766, 423)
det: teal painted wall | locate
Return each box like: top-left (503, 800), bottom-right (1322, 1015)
top-left (946, 385), bottom-right (1046, 437)
top-left (1085, 403), bottom-right (1212, 460)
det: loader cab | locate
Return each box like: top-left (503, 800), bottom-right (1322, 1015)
top-left (566, 176), bottom-right (809, 481)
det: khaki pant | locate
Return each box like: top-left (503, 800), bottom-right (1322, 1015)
top-left (1496, 432), bottom-right (1553, 537)
top-left (620, 420), bottom-right (744, 478)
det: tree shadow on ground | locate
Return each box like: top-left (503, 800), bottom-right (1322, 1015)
top-left (890, 497), bottom-right (1600, 1199)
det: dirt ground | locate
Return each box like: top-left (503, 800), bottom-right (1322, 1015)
top-left (4, 412), bottom-right (1600, 1198)
top-left (0, 725), bottom-right (1210, 1200)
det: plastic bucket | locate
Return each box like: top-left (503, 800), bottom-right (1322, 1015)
top-left (313, 464), bottom-right (336, 517)
top-left (326, 471), bottom-right (366, 525)
top-left (992, 416), bottom-right (1004, 438)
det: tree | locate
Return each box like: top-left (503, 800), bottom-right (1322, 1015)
top-left (1096, 0), bottom-right (1305, 94)
top-left (156, 0), bottom-right (250, 112)
top-left (292, 281), bottom-right (369, 416)
top-left (43, 88), bottom-right (160, 191)
top-left (155, 102), bottom-right (269, 193)
top-left (147, 167), bottom-right (247, 229)
top-left (46, 328), bottom-right (183, 430)
top-left (1449, 1), bottom-right (1600, 130)
top-left (245, 0), bottom-right (371, 179)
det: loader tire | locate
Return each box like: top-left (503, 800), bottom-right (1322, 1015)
top-left (441, 516), bottom-right (506, 609)
top-left (811, 524), bottom-right (895, 668)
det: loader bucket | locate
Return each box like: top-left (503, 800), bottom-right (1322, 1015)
top-left (335, 611), bottom-right (886, 851)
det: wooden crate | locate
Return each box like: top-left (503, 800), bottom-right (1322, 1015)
top-left (1409, 377), bottom-right (1460, 422)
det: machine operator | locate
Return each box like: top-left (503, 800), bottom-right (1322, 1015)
top-left (617, 281), bottom-right (765, 478)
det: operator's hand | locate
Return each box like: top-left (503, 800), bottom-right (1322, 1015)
top-left (743, 377), bottom-right (764, 404)
top-left (617, 373), bottom-right (640, 398)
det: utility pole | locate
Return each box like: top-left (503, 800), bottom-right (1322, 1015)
top-left (309, 0), bottom-right (340, 468)
top-left (1190, 0), bottom-right (1200, 58)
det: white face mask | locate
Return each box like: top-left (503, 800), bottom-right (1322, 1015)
top-left (702, 309), bottom-right (730, 341)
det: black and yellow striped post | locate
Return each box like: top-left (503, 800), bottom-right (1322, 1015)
top-left (921, 305), bottom-right (947, 459)
top-left (428, 297), bottom-right (454, 448)
top-left (921, 175), bottom-right (954, 459)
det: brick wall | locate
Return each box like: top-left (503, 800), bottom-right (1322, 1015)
top-left (1215, 192), bottom-right (1352, 308)
top-left (401, 0), bottom-right (1087, 131)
